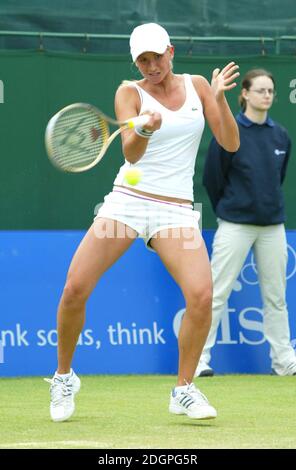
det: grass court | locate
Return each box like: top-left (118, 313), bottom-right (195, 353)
top-left (0, 374), bottom-right (295, 449)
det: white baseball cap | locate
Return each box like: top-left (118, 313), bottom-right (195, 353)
top-left (130, 23), bottom-right (171, 62)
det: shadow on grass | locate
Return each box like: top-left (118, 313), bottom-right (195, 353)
top-left (168, 419), bottom-right (217, 428)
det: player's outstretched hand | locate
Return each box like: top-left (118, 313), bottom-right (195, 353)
top-left (211, 62), bottom-right (240, 101)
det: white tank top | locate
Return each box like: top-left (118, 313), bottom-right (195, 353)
top-left (113, 74), bottom-right (205, 201)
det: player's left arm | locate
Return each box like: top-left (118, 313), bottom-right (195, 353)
top-left (192, 62), bottom-right (240, 152)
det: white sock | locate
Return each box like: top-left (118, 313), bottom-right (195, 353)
top-left (174, 383), bottom-right (191, 392)
top-left (55, 369), bottom-right (72, 379)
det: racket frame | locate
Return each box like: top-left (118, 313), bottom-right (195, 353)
top-left (45, 103), bottom-right (150, 172)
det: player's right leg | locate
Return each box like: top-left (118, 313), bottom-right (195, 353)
top-left (195, 220), bottom-right (255, 376)
top-left (46, 218), bottom-right (137, 422)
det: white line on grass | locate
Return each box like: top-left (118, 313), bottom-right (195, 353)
top-left (0, 440), bottom-right (112, 449)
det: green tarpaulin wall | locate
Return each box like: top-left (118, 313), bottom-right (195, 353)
top-left (0, 0), bottom-right (295, 55)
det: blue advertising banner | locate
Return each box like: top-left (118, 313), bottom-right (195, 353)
top-left (0, 230), bottom-right (295, 377)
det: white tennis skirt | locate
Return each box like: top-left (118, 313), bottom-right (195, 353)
top-left (94, 186), bottom-right (201, 252)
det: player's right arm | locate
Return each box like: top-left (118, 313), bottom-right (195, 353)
top-left (114, 84), bottom-right (161, 163)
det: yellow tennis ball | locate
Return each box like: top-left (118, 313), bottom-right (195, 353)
top-left (124, 168), bottom-right (142, 186)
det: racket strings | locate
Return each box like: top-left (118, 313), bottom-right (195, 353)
top-left (51, 109), bottom-right (109, 170)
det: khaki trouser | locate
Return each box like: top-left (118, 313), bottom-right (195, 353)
top-left (200, 219), bottom-right (296, 374)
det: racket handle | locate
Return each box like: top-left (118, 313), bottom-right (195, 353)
top-left (127, 114), bottom-right (150, 128)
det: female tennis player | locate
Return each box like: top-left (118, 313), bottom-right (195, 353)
top-left (46, 23), bottom-right (240, 422)
top-left (195, 68), bottom-right (296, 378)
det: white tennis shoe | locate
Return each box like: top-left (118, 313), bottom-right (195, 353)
top-left (194, 360), bottom-right (214, 377)
top-left (272, 361), bottom-right (296, 376)
top-left (169, 382), bottom-right (217, 419)
top-left (44, 369), bottom-right (81, 422)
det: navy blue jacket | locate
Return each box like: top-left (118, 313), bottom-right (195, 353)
top-left (203, 112), bottom-right (291, 225)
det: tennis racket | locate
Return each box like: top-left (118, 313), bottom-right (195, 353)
top-left (45, 103), bottom-right (150, 172)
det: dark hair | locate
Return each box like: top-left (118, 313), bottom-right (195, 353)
top-left (239, 69), bottom-right (275, 111)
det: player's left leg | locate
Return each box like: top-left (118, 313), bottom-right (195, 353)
top-left (150, 227), bottom-right (217, 419)
top-left (254, 224), bottom-right (296, 375)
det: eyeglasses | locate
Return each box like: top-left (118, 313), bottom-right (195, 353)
top-left (249, 88), bottom-right (277, 96)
